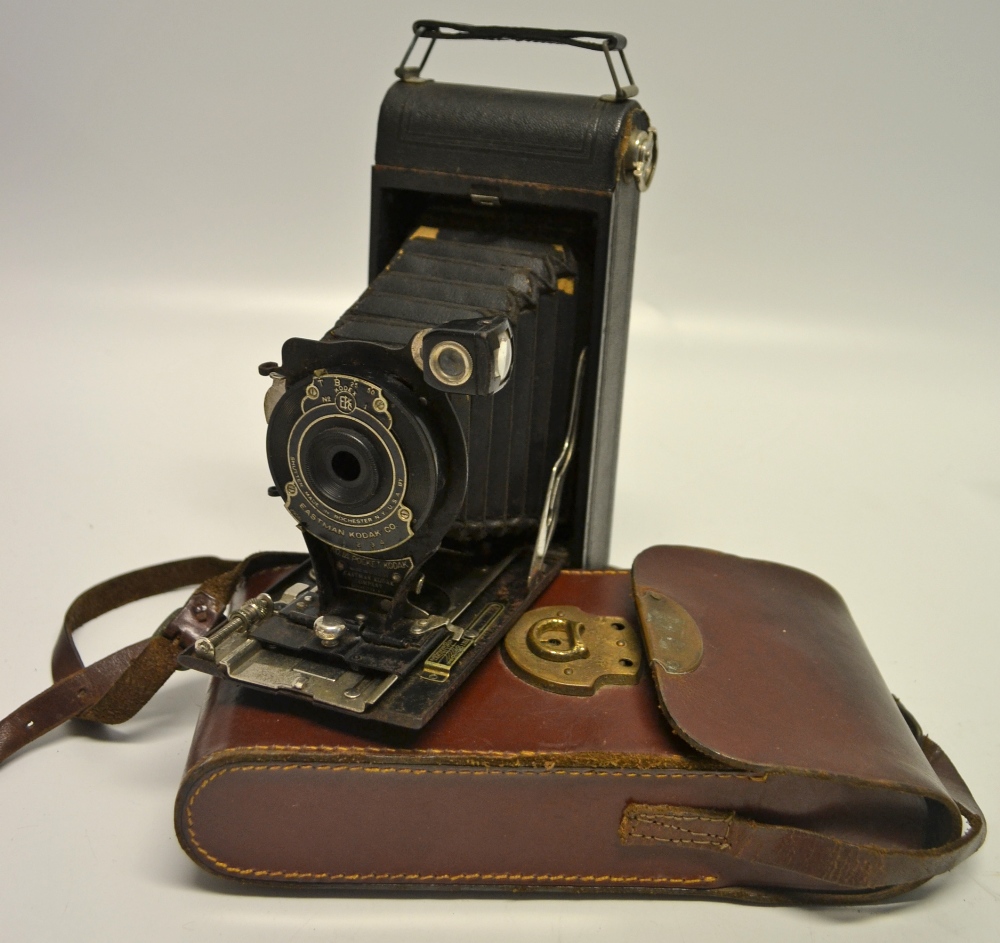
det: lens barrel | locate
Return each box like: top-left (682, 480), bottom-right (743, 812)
top-left (302, 426), bottom-right (385, 510)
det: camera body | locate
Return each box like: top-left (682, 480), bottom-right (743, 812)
top-left (181, 26), bottom-right (656, 729)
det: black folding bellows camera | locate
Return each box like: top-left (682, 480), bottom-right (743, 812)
top-left (180, 22), bottom-right (657, 729)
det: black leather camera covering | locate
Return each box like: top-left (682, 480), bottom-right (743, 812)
top-left (376, 81), bottom-right (647, 191)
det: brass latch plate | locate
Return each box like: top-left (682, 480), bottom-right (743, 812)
top-left (503, 605), bottom-right (642, 696)
top-left (633, 587), bottom-right (703, 675)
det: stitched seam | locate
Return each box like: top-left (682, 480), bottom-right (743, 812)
top-left (560, 568), bottom-right (628, 576)
top-left (184, 764), bottom-right (718, 885)
top-left (626, 812), bottom-right (734, 850)
top-left (629, 832), bottom-right (729, 849)
top-left (197, 745), bottom-right (765, 778)
top-left (190, 763), bottom-right (755, 780)
top-left (636, 822), bottom-right (721, 839)
top-left (634, 813), bottom-right (726, 829)
top-left (226, 746), bottom-right (686, 757)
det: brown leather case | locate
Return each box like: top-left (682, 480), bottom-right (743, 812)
top-left (175, 547), bottom-right (983, 902)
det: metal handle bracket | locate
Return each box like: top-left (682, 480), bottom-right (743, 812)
top-left (395, 20), bottom-right (640, 101)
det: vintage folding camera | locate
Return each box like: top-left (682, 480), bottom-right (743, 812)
top-left (179, 22), bottom-right (657, 729)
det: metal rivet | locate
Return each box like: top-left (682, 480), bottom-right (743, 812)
top-left (626, 127), bottom-right (658, 192)
top-left (313, 615), bottom-right (347, 647)
top-left (194, 637), bottom-right (215, 658)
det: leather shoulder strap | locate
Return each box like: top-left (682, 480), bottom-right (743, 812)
top-left (0, 552), bottom-right (304, 765)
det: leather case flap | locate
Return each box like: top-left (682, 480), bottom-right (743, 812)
top-left (631, 546), bottom-right (950, 805)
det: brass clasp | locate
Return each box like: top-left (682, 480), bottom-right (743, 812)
top-left (526, 616), bottom-right (589, 662)
top-left (504, 605), bottom-right (642, 696)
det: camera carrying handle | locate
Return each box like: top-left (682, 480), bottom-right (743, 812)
top-left (396, 20), bottom-right (639, 101)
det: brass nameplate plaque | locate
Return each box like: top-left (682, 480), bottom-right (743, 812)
top-left (634, 588), bottom-right (703, 675)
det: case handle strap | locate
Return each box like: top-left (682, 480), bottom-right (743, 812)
top-left (621, 733), bottom-right (986, 896)
top-left (396, 20), bottom-right (639, 101)
top-left (0, 552), bottom-right (305, 766)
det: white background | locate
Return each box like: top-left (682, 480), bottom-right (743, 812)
top-left (1, 1), bottom-right (997, 940)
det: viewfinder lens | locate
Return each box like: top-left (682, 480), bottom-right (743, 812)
top-left (428, 341), bottom-right (473, 386)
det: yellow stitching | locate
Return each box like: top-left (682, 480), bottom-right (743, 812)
top-left (633, 813), bottom-right (729, 828)
top-left (629, 832), bottom-right (729, 849)
top-left (189, 761), bottom-right (760, 781)
top-left (223, 746), bottom-right (689, 757)
top-left (632, 821), bottom-right (725, 841)
top-left (559, 568), bottom-right (629, 576)
top-left (194, 747), bottom-right (763, 780)
top-left (626, 810), bottom-right (734, 849)
top-left (184, 765), bottom-right (717, 885)
top-left (634, 811), bottom-right (709, 821)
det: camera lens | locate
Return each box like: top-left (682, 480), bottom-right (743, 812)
top-left (269, 369), bottom-right (447, 554)
top-left (428, 341), bottom-right (473, 386)
top-left (302, 426), bottom-right (386, 510)
top-left (330, 449), bottom-right (362, 482)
